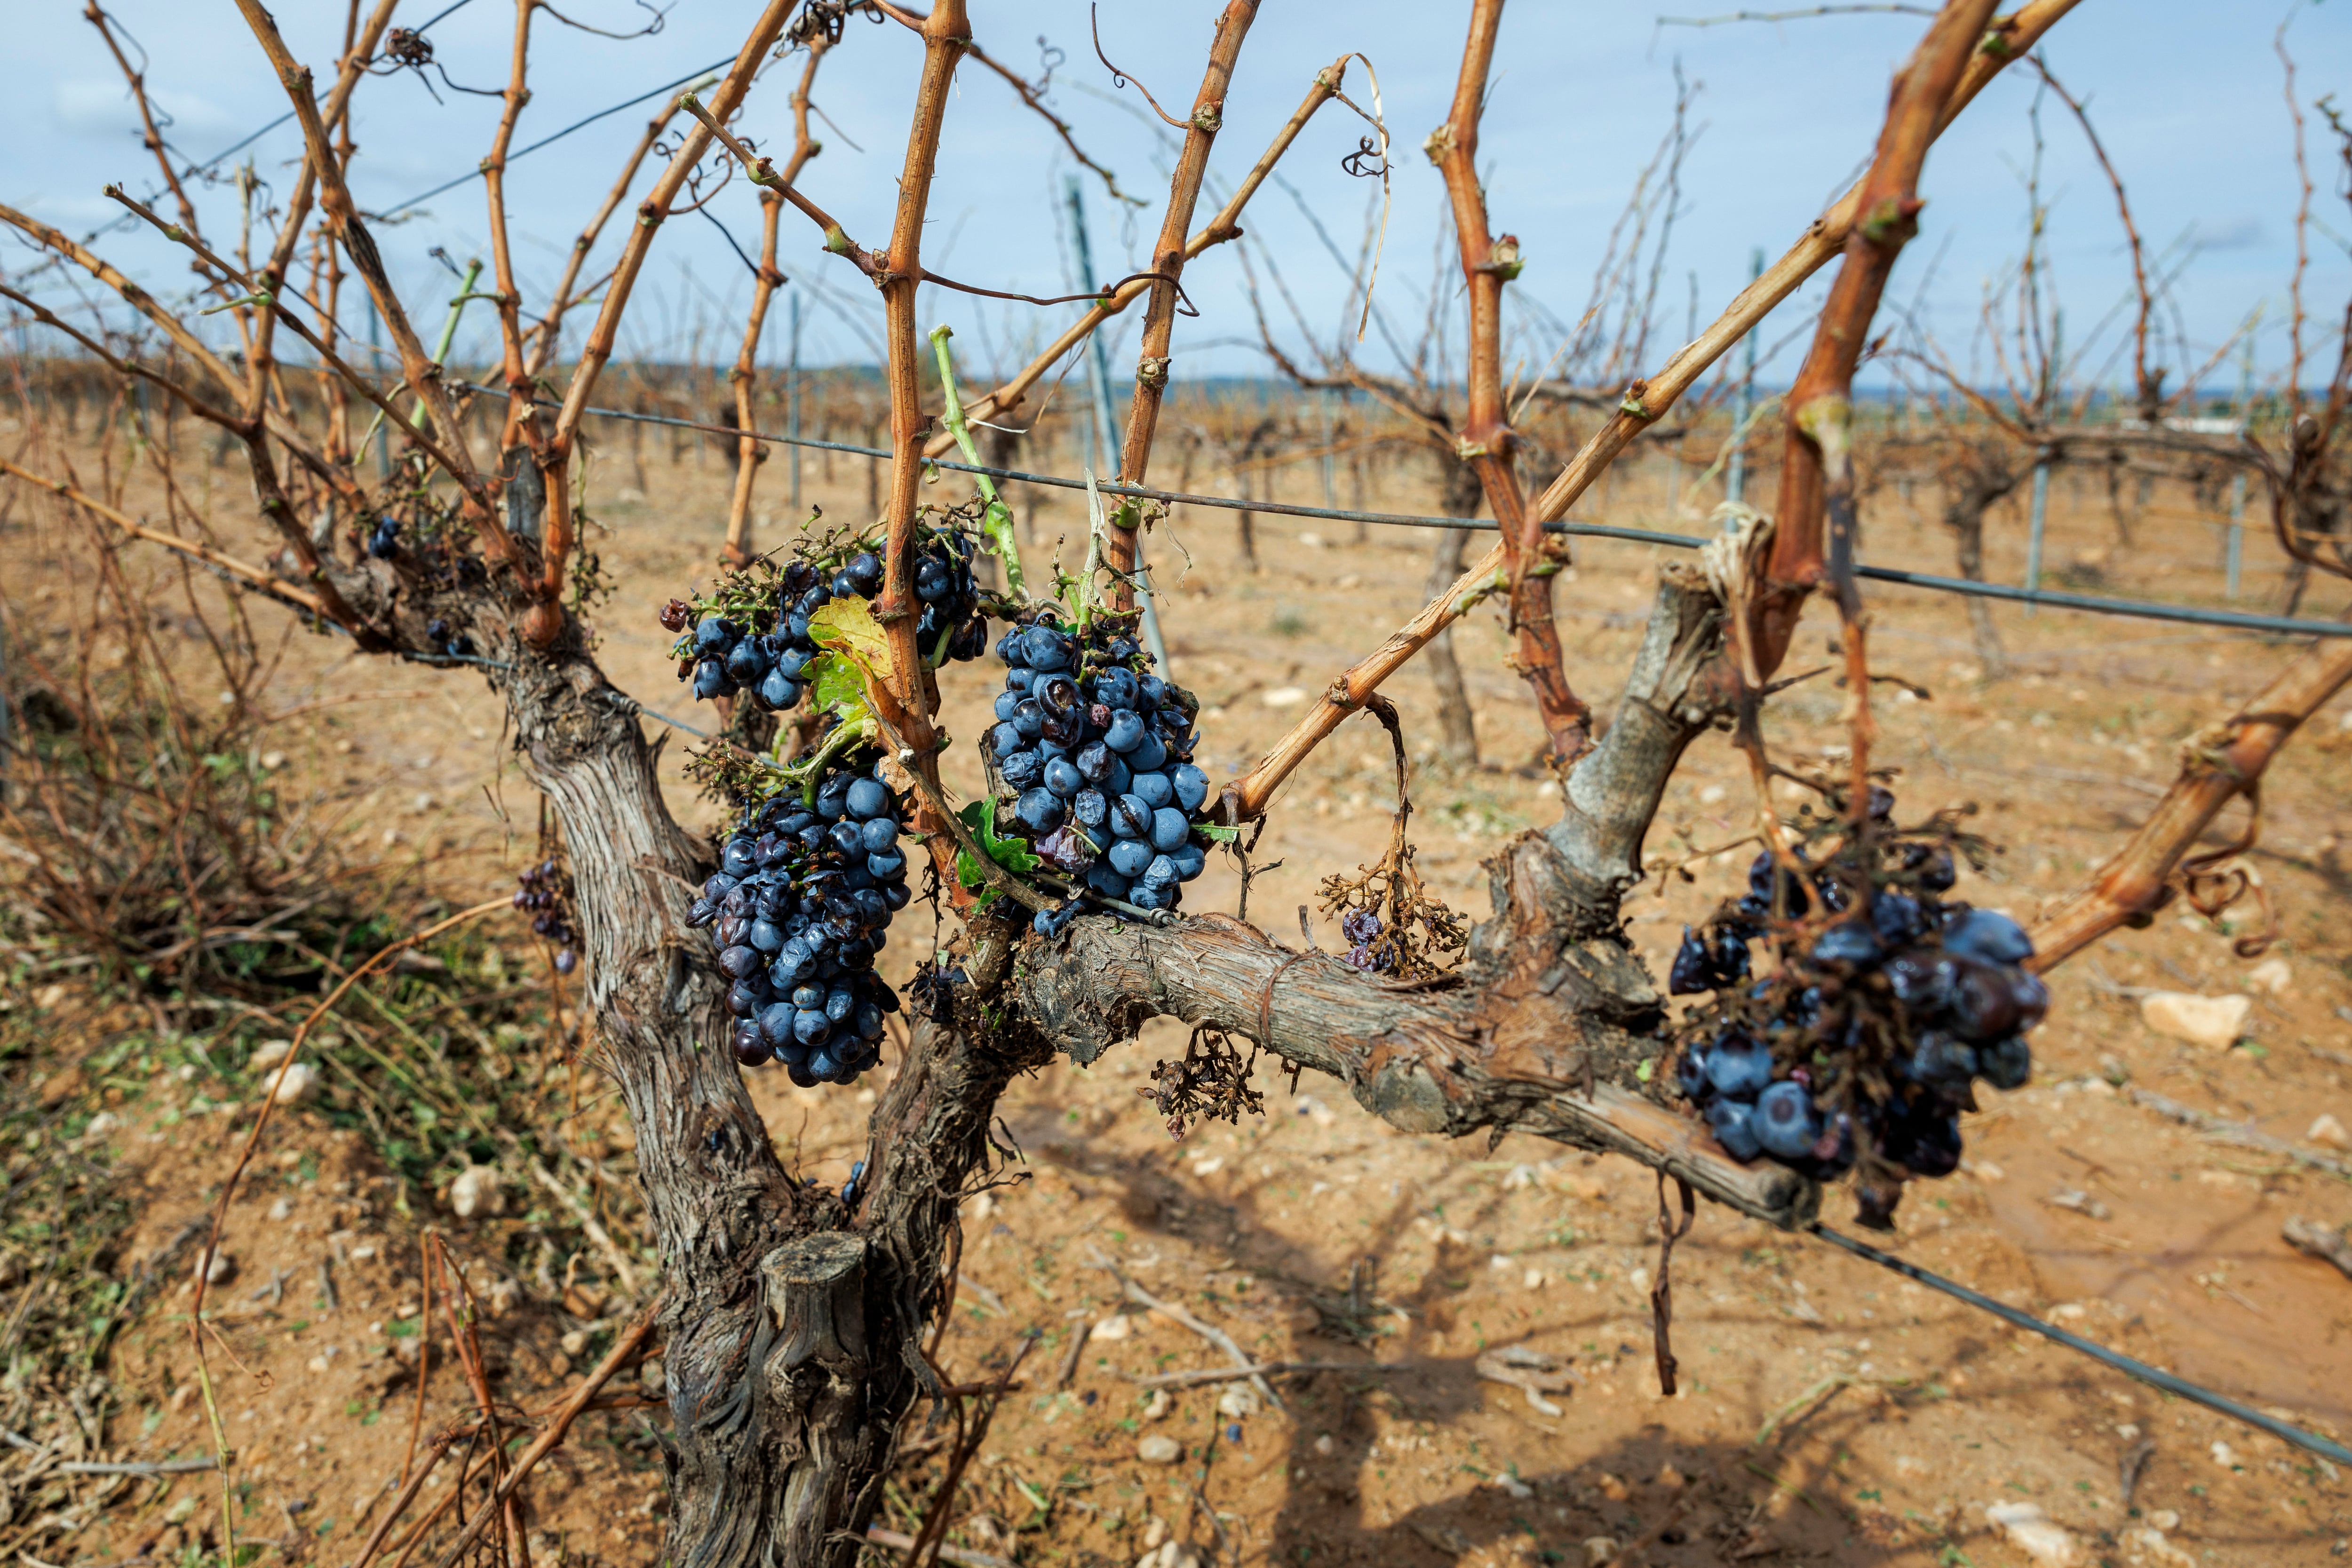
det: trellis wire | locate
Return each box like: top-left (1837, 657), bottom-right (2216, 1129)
top-left (187, 110), bottom-right (296, 176)
top-left (495, 387), bottom-right (2352, 644)
top-left (1813, 1224), bottom-right (2352, 1467)
top-left (374, 56), bottom-right (736, 219)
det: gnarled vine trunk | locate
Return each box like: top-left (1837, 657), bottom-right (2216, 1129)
top-left (488, 640), bottom-right (1052, 1567)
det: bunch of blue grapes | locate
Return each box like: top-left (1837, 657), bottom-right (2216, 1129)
top-left (1669, 795), bottom-right (2043, 1228)
top-left (983, 609), bottom-right (1215, 935)
top-left (661, 530), bottom-right (990, 712)
top-left (684, 744), bottom-right (907, 1085)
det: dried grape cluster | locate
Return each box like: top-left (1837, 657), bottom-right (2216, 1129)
top-left (660, 529), bottom-right (988, 712)
top-left (1136, 1026), bottom-right (1264, 1140)
top-left (1669, 794), bottom-right (2044, 1227)
top-left (982, 608), bottom-right (1214, 935)
top-left (1318, 826), bottom-right (1465, 979)
top-left (358, 496), bottom-right (492, 599)
top-left (1308, 696), bottom-right (1466, 981)
top-left (513, 859), bottom-right (579, 974)
top-left (684, 746), bottom-right (907, 1085)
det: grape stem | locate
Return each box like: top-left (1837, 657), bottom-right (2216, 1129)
top-left (929, 324), bottom-right (1025, 596)
top-left (792, 717), bottom-right (873, 810)
top-left (1030, 871), bottom-right (1179, 929)
top-left (863, 705), bottom-right (1056, 917)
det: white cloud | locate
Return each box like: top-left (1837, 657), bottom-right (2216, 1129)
top-left (2193, 216), bottom-right (2265, 252)
top-left (13, 191), bottom-right (125, 227)
top-left (53, 78), bottom-right (237, 142)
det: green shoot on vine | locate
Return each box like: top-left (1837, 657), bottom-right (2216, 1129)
top-left (929, 324), bottom-right (1025, 596)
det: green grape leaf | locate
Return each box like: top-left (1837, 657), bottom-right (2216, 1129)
top-left (801, 652), bottom-right (873, 728)
top-left (955, 796), bottom-right (1039, 909)
top-left (807, 596), bottom-right (892, 677)
top-left (1195, 824), bottom-right (1240, 843)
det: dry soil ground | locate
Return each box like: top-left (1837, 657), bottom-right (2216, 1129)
top-left (6, 422), bottom-right (2352, 1568)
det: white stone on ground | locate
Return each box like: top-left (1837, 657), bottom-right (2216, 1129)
top-left (2138, 991), bottom-right (2250, 1049)
top-left (1986, 1502), bottom-right (2080, 1567)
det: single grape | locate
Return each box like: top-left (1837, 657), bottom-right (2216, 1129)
top-left (1754, 1081), bottom-right (1822, 1159)
top-left (1809, 920), bottom-right (1883, 967)
top-left (1704, 1035), bottom-right (1773, 1099)
top-left (1707, 1099), bottom-right (1763, 1161)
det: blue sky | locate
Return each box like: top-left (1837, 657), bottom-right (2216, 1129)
top-left (10, 0), bottom-right (2349, 398)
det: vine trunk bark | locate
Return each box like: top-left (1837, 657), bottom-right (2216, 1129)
top-left (1424, 454), bottom-right (1488, 764)
top-left (496, 642), bottom-right (1051, 1568)
top-left (1940, 442), bottom-right (2017, 680)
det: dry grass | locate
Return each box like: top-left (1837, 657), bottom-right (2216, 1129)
top-left (0, 513), bottom-right (661, 1567)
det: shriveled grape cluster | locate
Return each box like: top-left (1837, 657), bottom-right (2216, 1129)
top-left (685, 748), bottom-right (907, 1085)
top-left (513, 859), bottom-right (579, 975)
top-left (660, 530), bottom-right (988, 712)
top-left (1669, 794), bottom-right (2044, 1227)
top-left (983, 608), bottom-right (1214, 935)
